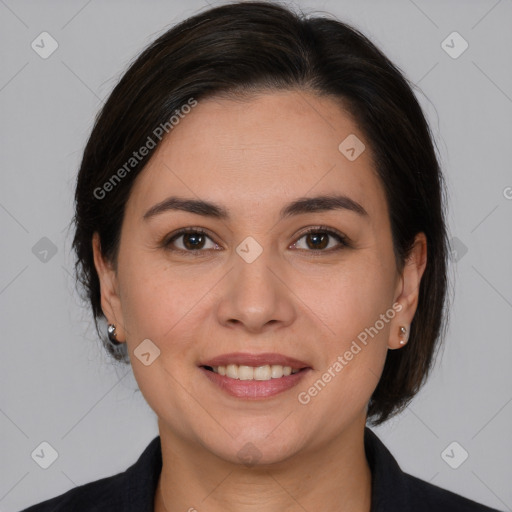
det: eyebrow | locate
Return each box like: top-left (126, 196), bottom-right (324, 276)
top-left (142, 194), bottom-right (368, 221)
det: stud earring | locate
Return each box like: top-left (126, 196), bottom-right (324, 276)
top-left (399, 325), bottom-right (408, 345)
top-left (107, 323), bottom-right (122, 346)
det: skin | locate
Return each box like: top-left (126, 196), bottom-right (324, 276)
top-left (92, 90), bottom-right (427, 512)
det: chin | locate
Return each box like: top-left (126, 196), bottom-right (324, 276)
top-left (207, 432), bottom-right (302, 468)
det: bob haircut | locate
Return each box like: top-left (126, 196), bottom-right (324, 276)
top-left (71, 0), bottom-right (449, 426)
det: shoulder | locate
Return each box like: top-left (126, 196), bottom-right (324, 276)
top-left (364, 427), bottom-right (503, 512)
top-left (19, 471), bottom-right (127, 511)
top-left (19, 436), bottom-right (162, 512)
top-left (402, 471), bottom-right (503, 512)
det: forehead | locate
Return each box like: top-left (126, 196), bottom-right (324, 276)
top-left (125, 90), bottom-right (387, 223)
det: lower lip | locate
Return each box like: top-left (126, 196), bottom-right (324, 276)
top-left (199, 367), bottom-right (311, 399)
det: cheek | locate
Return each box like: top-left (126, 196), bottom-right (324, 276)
top-left (297, 273), bottom-right (392, 429)
top-left (309, 256), bottom-right (395, 336)
top-left (117, 249), bottom-right (222, 372)
top-left (117, 253), bottom-right (203, 415)
top-left (305, 255), bottom-right (395, 387)
top-left (117, 251), bottom-right (190, 343)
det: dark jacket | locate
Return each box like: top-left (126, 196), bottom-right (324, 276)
top-left (20, 427), bottom-right (503, 511)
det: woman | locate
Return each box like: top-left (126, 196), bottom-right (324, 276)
top-left (21, 1), bottom-right (503, 511)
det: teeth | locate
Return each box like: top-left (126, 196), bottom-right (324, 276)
top-left (211, 364), bottom-right (300, 380)
top-left (226, 364), bottom-right (238, 379)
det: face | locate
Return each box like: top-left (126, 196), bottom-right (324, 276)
top-left (93, 90), bottom-right (426, 465)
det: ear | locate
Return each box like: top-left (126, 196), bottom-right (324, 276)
top-left (92, 232), bottom-right (126, 343)
top-left (388, 232), bottom-right (427, 350)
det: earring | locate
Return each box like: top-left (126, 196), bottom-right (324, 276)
top-left (399, 325), bottom-right (408, 345)
top-left (107, 323), bottom-right (122, 346)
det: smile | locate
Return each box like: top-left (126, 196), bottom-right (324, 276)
top-left (200, 365), bottom-right (311, 399)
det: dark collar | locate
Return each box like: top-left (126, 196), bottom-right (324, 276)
top-left (364, 426), bottom-right (411, 511)
top-left (25, 427), bottom-right (498, 511)
top-left (124, 427), bottom-right (411, 511)
top-left (122, 427), bottom-right (499, 512)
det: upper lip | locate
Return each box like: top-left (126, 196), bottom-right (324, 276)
top-left (199, 352), bottom-right (311, 370)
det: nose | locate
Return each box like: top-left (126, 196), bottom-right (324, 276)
top-left (215, 243), bottom-right (296, 333)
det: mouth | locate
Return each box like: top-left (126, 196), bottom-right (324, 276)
top-left (198, 353), bottom-right (312, 399)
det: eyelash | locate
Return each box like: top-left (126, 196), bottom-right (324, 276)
top-left (161, 225), bottom-right (350, 257)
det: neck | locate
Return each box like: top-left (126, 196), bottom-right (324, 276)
top-left (154, 417), bottom-right (372, 512)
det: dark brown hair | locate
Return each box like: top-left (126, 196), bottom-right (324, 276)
top-left (71, 0), bottom-right (449, 426)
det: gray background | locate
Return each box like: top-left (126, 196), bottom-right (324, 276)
top-left (1, 0), bottom-right (511, 510)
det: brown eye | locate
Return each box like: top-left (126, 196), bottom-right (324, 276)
top-left (305, 232), bottom-right (329, 250)
top-left (181, 232), bottom-right (207, 250)
top-left (164, 228), bottom-right (218, 253)
top-left (292, 227), bottom-right (349, 253)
